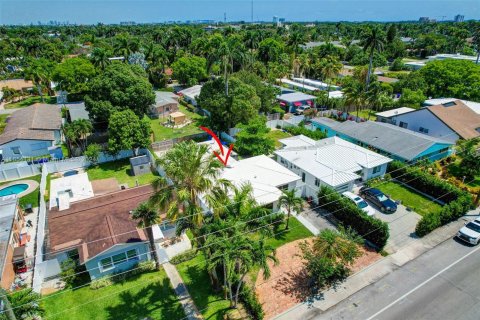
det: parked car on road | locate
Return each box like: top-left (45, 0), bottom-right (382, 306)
top-left (342, 191), bottom-right (376, 216)
top-left (359, 187), bottom-right (397, 213)
top-left (456, 218), bottom-right (480, 245)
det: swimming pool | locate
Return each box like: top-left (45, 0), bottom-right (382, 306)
top-left (0, 184), bottom-right (29, 196)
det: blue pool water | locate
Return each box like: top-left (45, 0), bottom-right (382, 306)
top-left (0, 184), bottom-right (29, 196)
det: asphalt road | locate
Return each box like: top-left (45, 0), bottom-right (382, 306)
top-left (313, 237), bottom-right (480, 320)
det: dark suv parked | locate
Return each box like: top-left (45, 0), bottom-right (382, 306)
top-left (359, 187), bottom-right (397, 213)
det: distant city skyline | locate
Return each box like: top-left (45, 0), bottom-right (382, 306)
top-left (0, 0), bottom-right (478, 25)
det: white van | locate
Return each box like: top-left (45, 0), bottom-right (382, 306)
top-left (342, 191), bottom-right (376, 216)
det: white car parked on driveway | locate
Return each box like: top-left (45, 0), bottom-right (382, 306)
top-left (456, 218), bottom-right (480, 245)
top-left (342, 191), bottom-right (376, 216)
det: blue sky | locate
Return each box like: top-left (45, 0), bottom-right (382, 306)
top-left (0, 0), bottom-right (478, 25)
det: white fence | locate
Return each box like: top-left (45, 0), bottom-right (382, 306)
top-left (0, 150), bottom-right (137, 183)
top-left (32, 164), bottom-right (48, 293)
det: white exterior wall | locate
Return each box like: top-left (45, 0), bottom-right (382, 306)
top-left (362, 163), bottom-right (388, 181)
top-left (389, 109), bottom-right (459, 143)
top-left (0, 139), bottom-right (55, 159)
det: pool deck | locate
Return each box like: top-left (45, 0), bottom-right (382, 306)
top-left (0, 180), bottom-right (39, 198)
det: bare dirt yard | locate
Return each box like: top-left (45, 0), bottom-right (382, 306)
top-left (255, 238), bottom-right (381, 319)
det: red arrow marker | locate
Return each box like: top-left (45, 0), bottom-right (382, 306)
top-left (200, 126), bottom-right (234, 166)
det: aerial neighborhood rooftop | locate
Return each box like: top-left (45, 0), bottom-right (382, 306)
top-left (0, 15), bottom-right (479, 320)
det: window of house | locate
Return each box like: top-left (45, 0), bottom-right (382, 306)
top-left (399, 121), bottom-right (408, 129)
top-left (302, 172), bottom-right (306, 182)
top-left (112, 253), bottom-right (127, 265)
top-left (372, 166), bottom-right (381, 174)
top-left (99, 258), bottom-right (114, 272)
top-left (126, 249), bottom-right (138, 261)
top-left (314, 178), bottom-right (320, 187)
top-left (419, 127), bottom-right (429, 134)
top-left (31, 142), bottom-right (47, 151)
top-left (139, 165), bottom-right (144, 170)
top-left (11, 146), bottom-right (20, 155)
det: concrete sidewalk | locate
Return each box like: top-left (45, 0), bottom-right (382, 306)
top-left (163, 263), bottom-right (203, 320)
top-left (275, 209), bottom-right (479, 319)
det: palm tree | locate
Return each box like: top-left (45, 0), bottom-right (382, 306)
top-left (279, 189), bottom-right (303, 230)
top-left (287, 31), bottom-right (306, 58)
top-left (216, 37), bottom-right (245, 96)
top-left (362, 27), bottom-right (385, 90)
top-left (343, 79), bottom-right (366, 121)
top-left (312, 229), bottom-right (361, 265)
top-left (473, 26), bottom-right (480, 65)
top-left (90, 47), bottom-right (110, 70)
top-left (149, 141), bottom-right (230, 286)
top-left (130, 202), bottom-right (161, 265)
top-left (319, 56), bottom-right (343, 108)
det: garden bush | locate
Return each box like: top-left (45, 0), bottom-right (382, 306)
top-left (170, 249), bottom-right (197, 265)
top-left (284, 123), bottom-right (326, 141)
top-left (317, 186), bottom-right (389, 249)
top-left (240, 284), bottom-right (264, 320)
top-left (388, 161), bottom-right (474, 236)
top-left (90, 277), bottom-right (113, 290)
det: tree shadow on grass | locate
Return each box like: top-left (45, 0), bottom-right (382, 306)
top-left (105, 277), bottom-right (185, 320)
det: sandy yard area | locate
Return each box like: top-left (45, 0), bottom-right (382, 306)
top-left (255, 237), bottom-right (382, 319)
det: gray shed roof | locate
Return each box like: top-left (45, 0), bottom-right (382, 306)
top-left (316, 120), bottom-right (453, 161)
top-left (130, 155), bottom-right (150, 166)
top-left (65, 102), bottom-right (89, 121)
top-left (277, 92), bottom-right (317, 103)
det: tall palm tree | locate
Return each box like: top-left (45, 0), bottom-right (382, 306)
top-left (343, 79), bottom-right (366, 121)
top-left (319, 56), bottom-right (343, 108)
top-left (287, 31), bottom-right (306, 58)
top-left (131, 202), bottom-right (161, 265)
top-left (279, 189), bottom-right (303, 230)
top-left (473, 26), bottom-right (480, 65)
top-left (362, 27), bottom-right (385, 90)
top-left (149, 141), bottom-right (230, 286)
top-left (90, 47), bottom-right (110, 70)
top-left (216, 37), bottom-right (245, 96)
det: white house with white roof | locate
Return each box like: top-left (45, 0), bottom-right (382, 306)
top-left (275, 135), bottom-right (392, 198)
top-left (178, 85), bottom-right (202, 106)
top-left (198, 140), bottom-right (301, 211)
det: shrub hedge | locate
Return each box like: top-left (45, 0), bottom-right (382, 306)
top-left (170, 249), bottom-right (197, 265)
top-left (317, 186), bottom-right (389, 249)
top-left (240, 284), bottom-right (264, 320)
top-left (388, 161), bottom-right (474, 236)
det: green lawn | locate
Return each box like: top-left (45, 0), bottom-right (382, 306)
top-left (42, 270), bottom-right (185, 320)
top-left (355, 109), bottom-right (377, 121)
top-left (177, 217), bottom-right (312, 320)
top-left (0, 175), bottom-right (42, 208)
top-left (0, 114), bottom-right (9, 134)
top-left (148, 105), bottom-right (204, 141)
top-left (372, 181), bottom-right (442, 216)
top-left (86, 159), bottom-right (159, 188)
top-left (447, 160), bottom-right (480, 188)
top-left (266, 130), bottom-right (292, 149)
top-left (5, 96), bottom-right (57, 109)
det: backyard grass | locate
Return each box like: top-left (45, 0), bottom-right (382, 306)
top-left (42, 270), bottom-right (185, 320)
top-left (86, 159), bottom-right (159, 188)
top-left (177, 254), bottom-right (231, 320)
top-left (177, 217), bottom-right (313, 320)
top-left (0, 114), bottom-right (9, 134)
top-left (446, 160), bottom-right (480, 188)
top-left (148, 105), bottom-right (204, 141)
top-left (0, 175), bottom-right (42, 208)
top-left (266, 130), bottom-right (292, 149)
top-left (372, 181), bottom-right (442, 216)
top-left (5, 96), bottom-right (57, 109)
top-left (354, 109), bottom-right (377, 121)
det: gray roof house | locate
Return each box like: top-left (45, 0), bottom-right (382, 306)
top-left (311, 119), bottom-right (454, 163)
top-left (151, 91), bottom-right (179, 117)
top-left (0, 103), bottom-right (62, 159)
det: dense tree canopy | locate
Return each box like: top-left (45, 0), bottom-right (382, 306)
top-left (172, 55), bottom-right (207, 86)
top-left (234, 116), bottom-right (275, 157)
top-left (52, 57), bottom-right (96, 94)
top-left (107, 110), bottom-right (151, 155)
top-left (85, 63), bottom-right (155, 124)
top-left (198, 77), bottom-right (261, 132)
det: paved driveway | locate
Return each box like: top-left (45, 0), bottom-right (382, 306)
top-left (370, 203), bottom-right (421, 253)
top-left (297, 205), bottom-right (337, 235)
